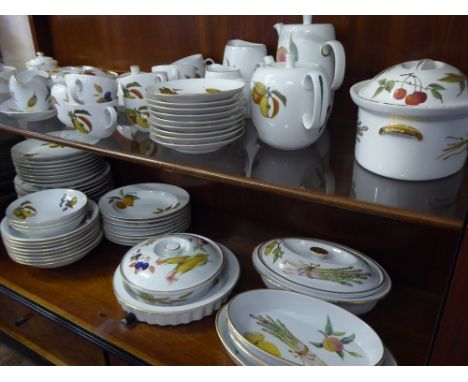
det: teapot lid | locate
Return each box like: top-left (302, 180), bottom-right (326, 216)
top-left (119, 233), bottom-right (224, 293)
top-left (357, 59), bottom-right (468, 108)
top-left (26, 52), bottom-right (58, 68)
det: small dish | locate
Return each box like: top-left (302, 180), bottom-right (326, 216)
top-left (146, 93), bottom-right (243, 109)
top-left (227, 289), bottom-right (385, 366)
top-left (146, 97), bottom-right (244, 114)
top-left (0, 99), bottom-right (56, 122)
top-left (146, 78), bottom-right (245, 103)
top-left (149, 106), bottom-right (244, 122)
top-left (119, 233), bottom-right (224, 306)
top-left (151, 126), bottom-right (244, 145)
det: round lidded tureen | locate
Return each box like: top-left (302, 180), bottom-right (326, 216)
top-left (350, 58), bottom-right (468, 181)
top-left (252, 237), bottom-right (391, 315)
top-left (358, 59), bottom-right (468, 109)
top-left (25, 52), bottom-right (58, 73)
top-left (119, 233), bottom-right (224, 306)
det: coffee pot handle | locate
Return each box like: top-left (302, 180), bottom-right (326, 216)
top-left (69, 79), bottom-right (84, 104)
top-left (105, 106), bottom-right (118, 130)
top-left (204, 58), bottom-right (215, 65)
top-left (301, 70), bottom-right (330, 130)
top-left (153, 72), bottom-right (168, 83)
top-left (321, 40), bottom-right (345, 90)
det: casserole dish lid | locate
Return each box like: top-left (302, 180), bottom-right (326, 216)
top-left (256, 238), bottom-right (383, 295)
top-left (357, 59), bottom-right (468, 108)
top-left (120, 233), bottom-right (224, 293)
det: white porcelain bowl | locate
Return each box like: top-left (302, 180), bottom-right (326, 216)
top-left (119, 233), bottom-right (224, 305)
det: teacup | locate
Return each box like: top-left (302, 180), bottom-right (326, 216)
top-left (9, 69), bottom-right (51, 112)
top-left (65, 73), bottom-right (118, 104)
top-left (205, 64), bottom-right (242, 80)
top-left (56, 99), bottom-right (118, 139)
top-left (123, 97), bottom-right (150, 132)
top-left (0, 65), bottom-right (16, 94)
top-left (51, 83), bottom-right (74, 107)
top-left (118, 65), bottom-right (167, 100)
top-left (172, 54), bottom-right (214, 78)
top-left (151, 64), bottom-right (197, 80)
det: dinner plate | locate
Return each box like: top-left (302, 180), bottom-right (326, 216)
top-left (151, 126), bottom-right (244, 145)
top-left (150, 106), bottom-right (244, 122)
top-left (146, 98), bottom-right (244, 115)
top-left (150, 121), bottom-right (244, 138)
top-left (150, 112), bottom-right (244, 128)
top-left (99, 183), bottom-right (190, 220)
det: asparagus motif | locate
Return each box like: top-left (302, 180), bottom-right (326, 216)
top-left (282, 259), bottom-right (371, 286)
top-left (250, 314), bottom-right (327, 366)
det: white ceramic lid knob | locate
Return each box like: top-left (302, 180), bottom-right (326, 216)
top-left (36, 51), bottom-right (44, 57)
top-left (130, 65), bottom-right (140, 75)
top-left (303, 15), bottom-right (312, 25)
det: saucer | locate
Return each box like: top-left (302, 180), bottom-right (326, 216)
top-left (0, 99), bottom-right (56, 122)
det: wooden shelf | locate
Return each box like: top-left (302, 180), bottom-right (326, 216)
top-left (1, 115), bottom-right (467, 230)
top-left (0, 208), bottom-right (443, 365)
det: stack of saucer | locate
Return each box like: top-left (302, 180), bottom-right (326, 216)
top-left (0, 132), bottom-right (21, 194)
top-left (1, 189), bottom-right (102, 268)
top-left (99, 183), bottom-right (191, 246)
top-left (11, 131), bottom-right (113, 201)
top-left (146, 79), bottom-right (245, 154)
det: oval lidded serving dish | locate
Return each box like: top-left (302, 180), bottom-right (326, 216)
top-left (252, 237), bottom-right (391, 315)
top-left (119, 233), bottom-right (224, 306)
top-left (350, 59), bottom-right (468, 181)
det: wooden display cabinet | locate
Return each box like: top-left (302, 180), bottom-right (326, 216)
top-left (0, 15), bottom-right (467, 365)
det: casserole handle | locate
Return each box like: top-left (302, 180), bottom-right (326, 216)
top-left (301, 70), bottom-right (331, 130)
top-left (379, 124), bottom-right (424, 141)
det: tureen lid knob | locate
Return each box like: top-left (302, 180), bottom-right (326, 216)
top-left (303, 15), bottom-right (312, 25)
top-left (164, 241), bottom-right (181, 252)
top-left (37, 51), bottom-right (44, 57)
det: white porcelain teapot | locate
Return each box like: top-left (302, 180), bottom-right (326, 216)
top-left (250, 54), bottom-right (331, 150)
top-left (274, 16), bottom-right (345, 91)
top-left (9, 69), bottom-right (51, 112)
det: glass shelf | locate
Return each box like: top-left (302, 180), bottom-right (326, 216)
top-left (1, 112), bottom-right (467, 228)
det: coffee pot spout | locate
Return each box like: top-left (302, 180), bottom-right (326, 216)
top-left (274, 22), bottom-right (284, 36)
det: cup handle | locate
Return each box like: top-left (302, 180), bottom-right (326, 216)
top-left (105, 106), bottom-right (118, 130)
top-left (301, 70), bottom-right (330, 130)
top-left (153, 72), bottom-right (168, 84)
top-left (321, 40), bottom-right (345, 90)
top-left (69, 79), bottom-right (84, 104)
top-left (204, 58), bottom-right (215, 65)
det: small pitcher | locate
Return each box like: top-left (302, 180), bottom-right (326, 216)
top-left (9, 69), bottom-right (51, 112)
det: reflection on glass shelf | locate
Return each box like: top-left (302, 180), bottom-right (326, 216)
top-left (1, 112), bottom-right (467, 221)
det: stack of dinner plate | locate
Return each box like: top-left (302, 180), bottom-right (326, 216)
top-left (0, 132), bottom-right (21, 194)
top-left (216, 289), bottom-right (397, 366)
top-left (146, 79), bottom-right (245, 154)
top-left (11, 131), bottom-right (113, 201)
top-left (1, 189), bottom-right (102, 268)
top-left (99, 183), bottom-right (191, 246)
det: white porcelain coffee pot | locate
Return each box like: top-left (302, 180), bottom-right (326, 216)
top-left (274, 16), bottom-right (345, 91)
top-left (250, 54), bottom-right (331, 150)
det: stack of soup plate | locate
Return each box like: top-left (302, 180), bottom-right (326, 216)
top-left (11, 131), bottom-right (113, 201)
top-left (0, 189), bottom-right (102, 268)
top-left (216, 289), bottom-right (397, 366)
top-left (99, 183), bottom-right (191, 246)
top-left (112, 233), bottom-right (240, 325)
top-left (252, 238), bottom-right (391, 315)
top-left (146, 79), bottom-right (246, 154)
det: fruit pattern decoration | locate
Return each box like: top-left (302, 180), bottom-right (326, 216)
top-left (68, 109), bottom-right (93, 134)
top-left (373, 71), bottom-right (468, 105)
top-left (108, 189), bottom-right (140, 209)
top-left (252, 82), bottom-right (287, 119)
top-left (126, 106), bottom-right (150, 129)
top-left (59, 193), bottom-right (78, 212)
top-left (12, 201), bottom-right (37, 220)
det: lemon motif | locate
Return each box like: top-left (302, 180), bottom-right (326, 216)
top-left (244, 331), bottom-right (281, 357)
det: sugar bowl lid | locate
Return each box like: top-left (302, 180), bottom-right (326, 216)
top-left (357, 59), bottom-right (468, 108)
top-left (257, 238), bottom-right (383, 295)
top-left (25, 52), bottom-right (58, 70)
top-left (120, 233), bottom-right (224, 293)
